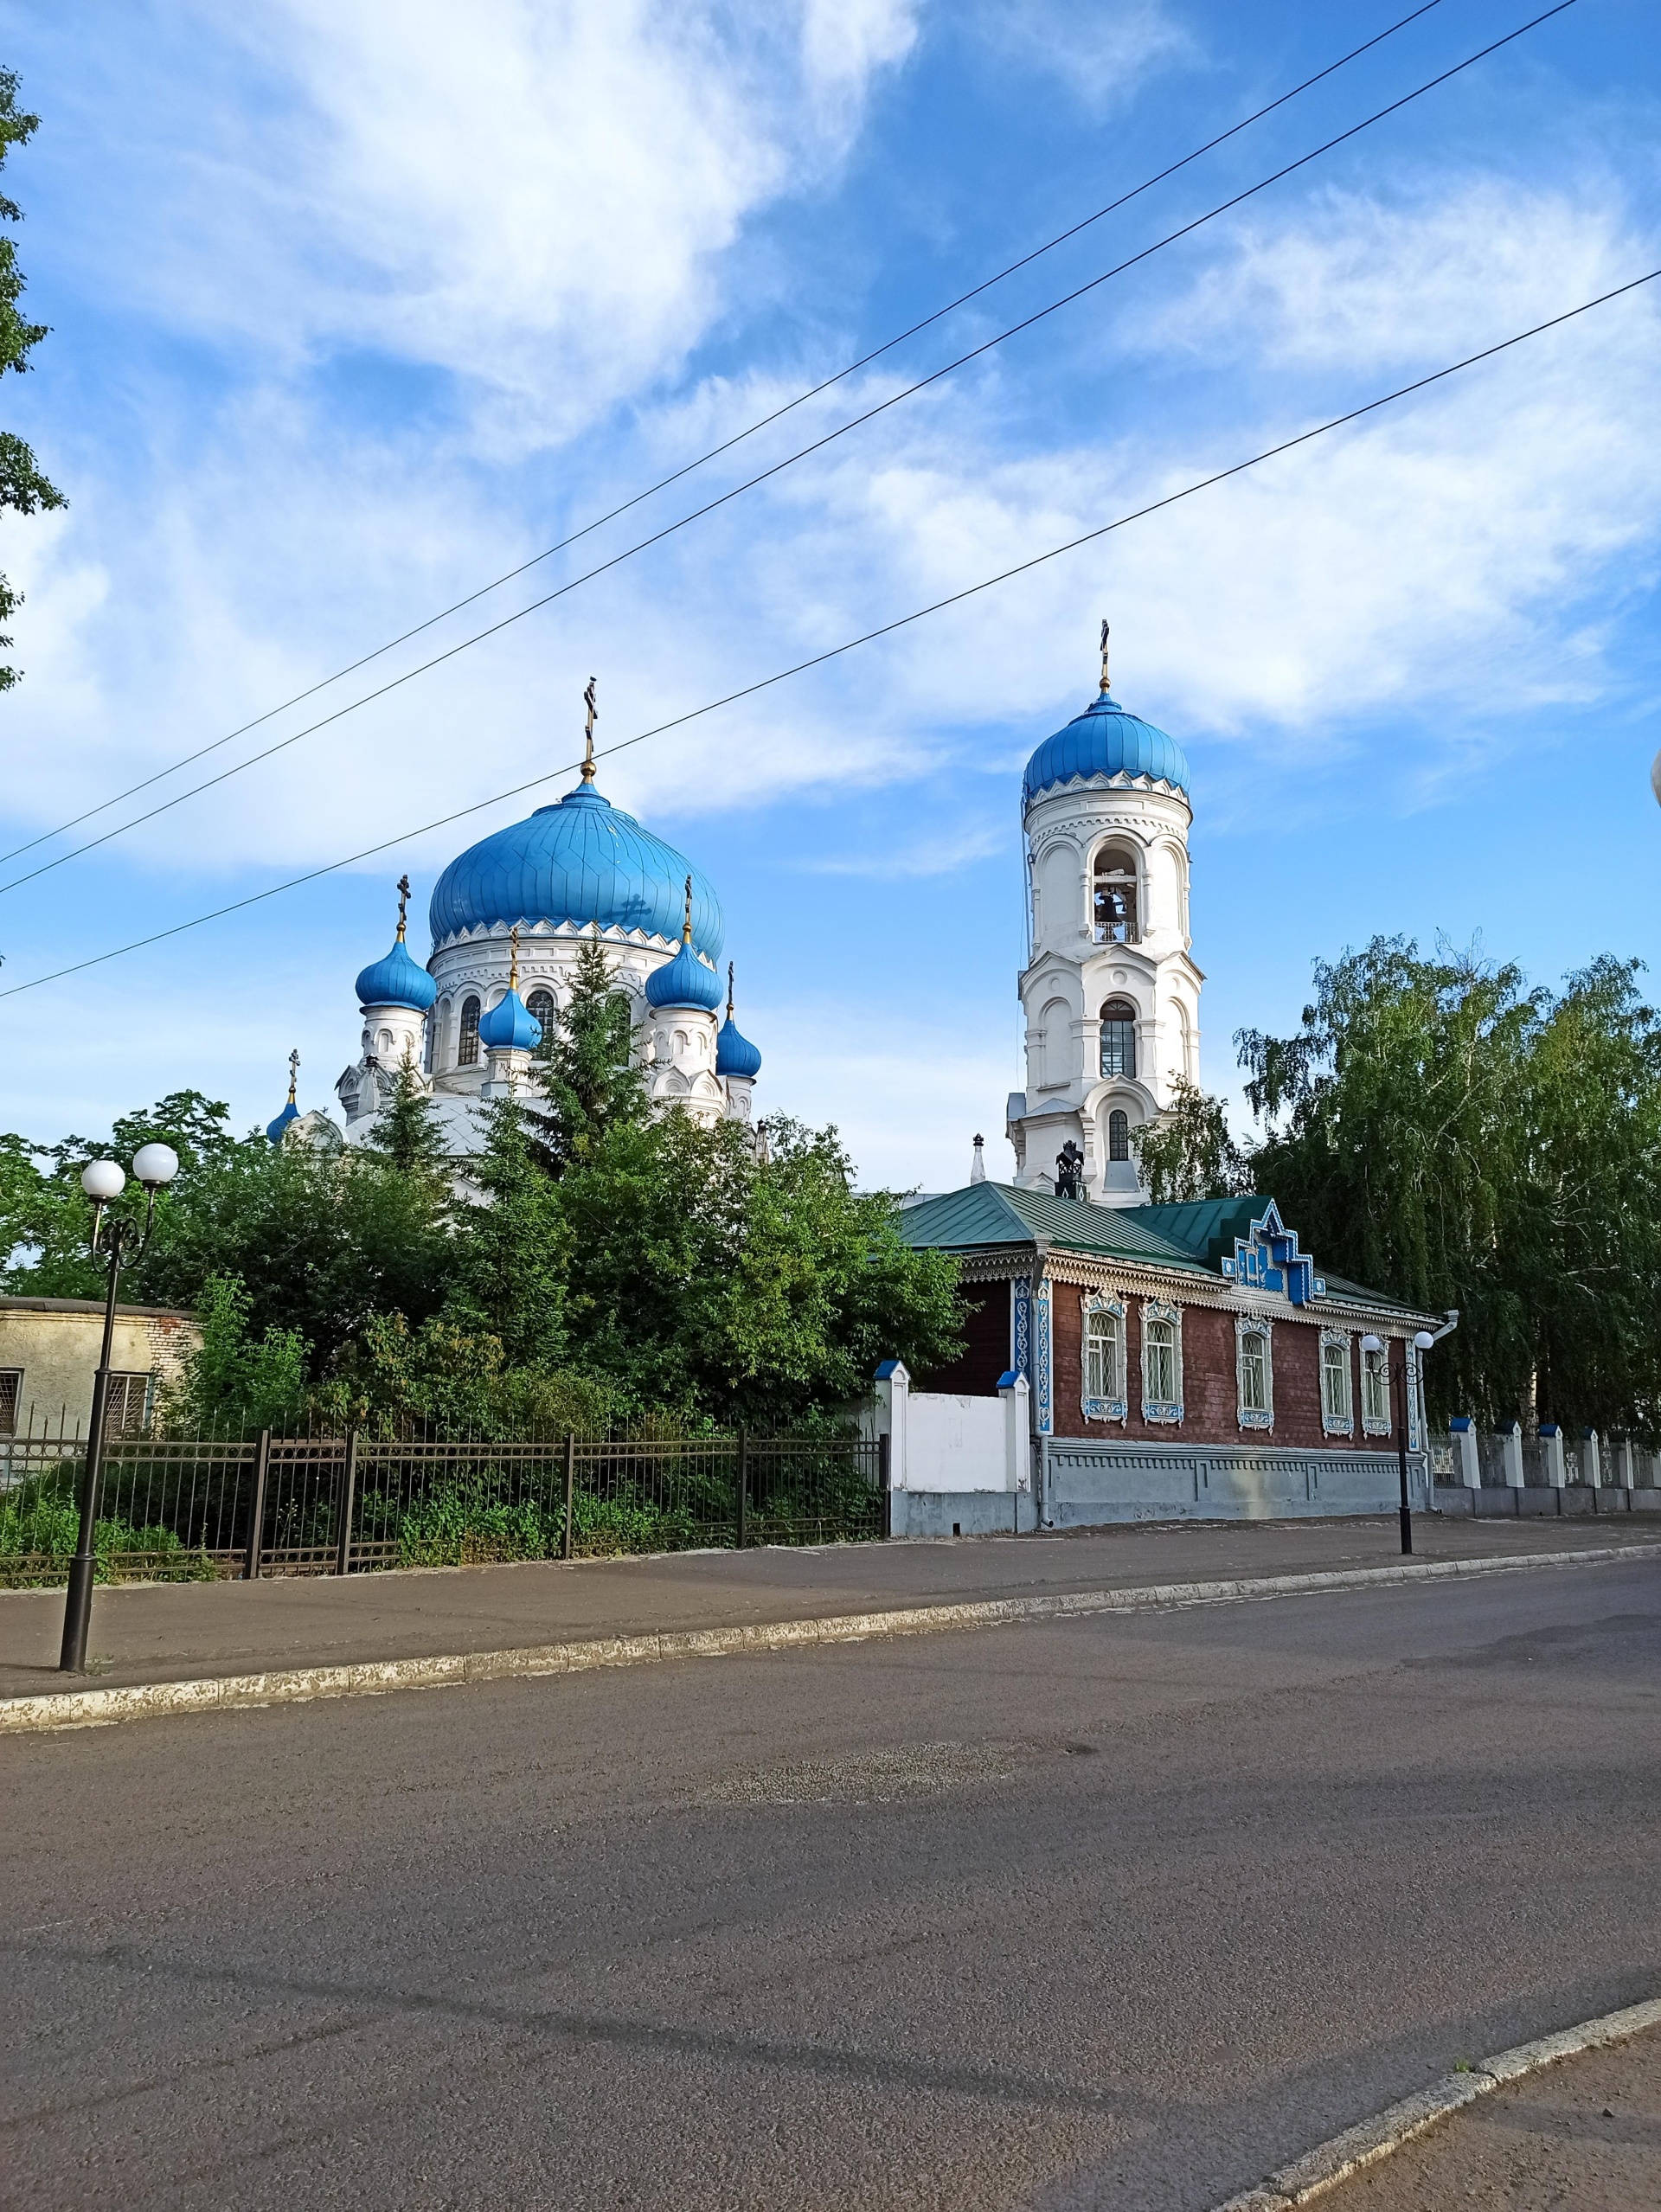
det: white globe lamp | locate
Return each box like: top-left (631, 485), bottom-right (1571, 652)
top-left (80, 1159), bottom-right (125, 1202)
top-left (131, 1143), bottom-right (180, 1190)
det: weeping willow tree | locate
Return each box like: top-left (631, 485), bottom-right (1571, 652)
top-left (1237, 939), bottom-right (1661, 1437)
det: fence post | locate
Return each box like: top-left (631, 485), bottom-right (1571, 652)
top-left (735, 1428), bottom-right (748, 1549)
top-left (561, 1431), bottom-right (576, 1561)
top-left (243, 1428), bottom-right (272, 1580)
top-left (878, 1431), bottom-right (892, 1540)
top-left (335, 1428), bottom-right (358, 1576)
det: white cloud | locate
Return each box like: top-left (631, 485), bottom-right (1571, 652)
top-left (968, 0), bottom-right (1194, 112)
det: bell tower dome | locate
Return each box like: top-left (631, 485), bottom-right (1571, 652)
top-left (1006, 627), bottom-right (1203, 1206)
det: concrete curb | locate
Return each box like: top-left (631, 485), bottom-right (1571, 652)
top-left (1214, 1996), bottom-right (1661, 2208)
top-left (3, 1541), bottom-right (1655, 1736)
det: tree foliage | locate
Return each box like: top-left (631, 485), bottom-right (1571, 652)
top-left (1237, 939), bottom-right (1661, 1435)
top-left (523, 926), bottom-right (648, 1175)
top-left (1130, 1076), bottom-right (1251, 1205)
top-left (0, 69), bottom-right (65, 690)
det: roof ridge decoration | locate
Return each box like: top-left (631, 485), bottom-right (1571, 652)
top-left (1220, 1199), bottom-right (1325, 1306)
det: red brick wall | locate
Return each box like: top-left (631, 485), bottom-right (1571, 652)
top-left (1051, 1282), bottom-right (1391, 1449)
top-left (911, 1284), bottom-right (1009, 1397)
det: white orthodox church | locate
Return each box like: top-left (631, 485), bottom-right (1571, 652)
top-left (1004, 628), bottom-right (1201, 1206)
top-left (266, 711), bottom-right (763, 1154)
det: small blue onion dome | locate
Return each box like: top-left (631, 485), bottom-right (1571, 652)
top-left (715, 1015), bottom-right (761, 1080)
top-left (1023, 689), bottom-right (1190, 811)
top-left (265, 1099), bottom-right (298, 1146)
top-left (354, 935), bottom-right (438, 1012)
top-left (477, 987), bottom-right (543, 1053)
top-left (428, 783), bottom-right (723, 957)
top-left (646, 938), bottom-right (724, 1012)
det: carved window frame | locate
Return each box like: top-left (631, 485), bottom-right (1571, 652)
top-left (1140, 1298), bottom-right (1183, 1424)
top-left (1360, 1338), bottom-right (1391, 1435)
top-left (1319, 1328), bottom-right (1355, 1435)
top-left (1081, 1292), bottom-right (1127, 1422)
top-left (1235, 1313), bottom-right (1273, 1432)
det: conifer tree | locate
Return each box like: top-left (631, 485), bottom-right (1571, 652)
top-left (365, 1053), bottom-right (448, 1177)
top-left (449, 1095), bottom-right (569, 1368)
top-left (525, 926), bottom-right (648, 1175)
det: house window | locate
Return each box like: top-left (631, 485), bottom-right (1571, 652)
top-left (1100, 998), bottom-right (1137, 1080)
top-left (0, 1369), bottom-right (20, 1435)
top-left (458, 995), bottom-right (481, 1067)
top-left (1107, 1109), bottom-right (1130, 1162)
top-left (526, 989), bottom-right (555, 1043)
top-left (1361, 1340), bottom-right (1390, 1433)
top-left (1236, 1319), bottom-right (1273, 1429)
top-left (103, 1373), bottom-right (151, 1437)
top-left (1320, 1333), bottom-right (1354, 1433)
top-left (1141, 1301), bottom-right (1183, 1421)
top-left (1093, 845), bottom-right (1139, 944)
top-left (1082, 1298), bottom-right (1126, 1420)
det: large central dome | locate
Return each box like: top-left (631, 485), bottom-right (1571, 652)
top-left (1023, 689), bottom-right (1190, 811)
top-left (428, 783), bottom-right (724, 956)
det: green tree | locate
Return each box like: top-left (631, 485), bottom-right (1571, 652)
top-left (446, 1096), bottom-right (570, 1369)
top-left (1130, 1077), bottom-right (1251, 1205)
top-left (524, 926), bottom-right (648, 1175)
top-left (555, 1111), bottom-right (963, 1428)
top-left (1237, 938), bottom-right (1661, 1436)
top-left (156, 1273), bottom-right (309, 1435)
top-left (363, 1055), bottom-right (449, 1177)
top-left (0, 69), bottom-right (66, 690)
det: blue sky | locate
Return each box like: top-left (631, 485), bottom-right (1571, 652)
top-left (0, 0), bottom-right (1657, 1187)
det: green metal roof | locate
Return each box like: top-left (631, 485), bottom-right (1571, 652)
top-left (900, 1184), bottom-right (1436, 1319)
top-left (897, 1183), bottom-right (1215, 1275)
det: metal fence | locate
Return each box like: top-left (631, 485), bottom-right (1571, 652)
top-left (0, 1423), bottom-right (888, 1587)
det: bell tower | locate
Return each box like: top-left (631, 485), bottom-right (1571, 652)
top-left (1006, 630), bottom-right (1203, 1206)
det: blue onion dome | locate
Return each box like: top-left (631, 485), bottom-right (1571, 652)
top-left (355, 934), bottom-right (437, 1012)
top-left (1023, 687), bottom-right (1190, 811)
top-left (477, 987), bottom-right (543, 1053)
top-left (428, 781), bottom-right (723, 957)
top-left (647, 938), bottom-right (723, 1012)
top-left (715, 965), bottom-right (762, 1078)
top-left (265, 1099), bottom-right (298, 1146)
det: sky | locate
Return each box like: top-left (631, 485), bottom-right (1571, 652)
top-left (0, 0), bottom-right (1657, 1189)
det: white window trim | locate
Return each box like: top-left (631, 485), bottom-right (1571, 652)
top-left (1140, 1298), bottom-right (1183, 1424)
top-left (1081, 1292), bottom-right (1127, 1422)
top-left (1360, 1337), bottom-right (1391, 1436)
top-left (1235, 1313), bottom-right (1273, 1432)
top-left (1319, 1328), bottom-right (1355, 1435)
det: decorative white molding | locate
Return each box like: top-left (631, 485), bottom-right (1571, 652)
top-left (1319, 1327), bottom-right (1355, 1434)
top-left (1081, 1290), bottom-right (1128, 1422)
top-left (1235, 1312), bottom-right (1274, 1432)
top-left (1140, 1297), bottom-right (1183, 1424)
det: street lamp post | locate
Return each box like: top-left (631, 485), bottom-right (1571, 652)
top-left (1363, 1328), bottom-right (1438, 1555)
top-left (59, 1143), bottom-right (180, 1672)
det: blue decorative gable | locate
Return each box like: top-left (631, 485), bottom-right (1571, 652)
top-left (1218, 1201), bottom-right (1326, 1306)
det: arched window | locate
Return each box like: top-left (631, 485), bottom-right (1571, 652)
top-left (1093, 844), bottom-right (1139, 944)
top-left (1107, 1108), bottom-right (1130, 1162)
top-left (526, 988), bottom-right (555, 1043)
top-left (458, 995), bottom-right (481, 1068)
top-left (1100, 998), bottom-right (1137, 1080)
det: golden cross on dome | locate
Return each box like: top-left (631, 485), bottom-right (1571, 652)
top-left (727, 960), bottom-right (735, 1023)
top-left (509, 922), bottom-right (522, 992)
top-left (395, 873), bottom-right (410, 941)
top-left (1099, 619), bottom-right (1111, 694)
top-left (682, 874), bottom-right (694, 945)
top-left (286, 1047), bottom-right (299, 1104)
top-left (581, 676), bottom-right (598, 781)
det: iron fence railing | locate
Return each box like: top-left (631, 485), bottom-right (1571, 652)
top-left (0, 1423), bottom-right (888, 1587)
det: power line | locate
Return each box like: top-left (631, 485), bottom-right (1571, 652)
top-left (0, 3), bottom-right (1462, 875)
top-left (3, 262), bottom-right (1651, 1007)
top-left (0, 0), bottom-right (1576, 904)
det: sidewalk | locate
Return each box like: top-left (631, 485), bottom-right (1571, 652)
top-left (1296, 2021), bottom-right (1659, 2210)
top-left (3, 1515), bottom-right (1653, 1704)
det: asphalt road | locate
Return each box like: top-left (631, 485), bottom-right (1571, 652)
top-left (4, 1558), bottom-right (1658, 2210)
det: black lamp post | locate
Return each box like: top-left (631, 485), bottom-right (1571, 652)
top-left (59, 1143), bottom-right (179, 1673)
top-left (1363, 1327), bottom-right (1437, 1555)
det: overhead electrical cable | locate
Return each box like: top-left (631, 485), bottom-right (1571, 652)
top-left (3, 262), bottom-right (1651, 1006)
top-left (0, 0), bottom-right (1577, 903)
top-left (0, 2), bottom-right (1470, 874)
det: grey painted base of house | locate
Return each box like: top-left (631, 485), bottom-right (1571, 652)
top-left (891, 1491), bottom-right (1041, 1538)
top-left (1039, 1439), bottom-right (1431, 1528)
top-left (1433, 1483), bottom-right (1661, 1517)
